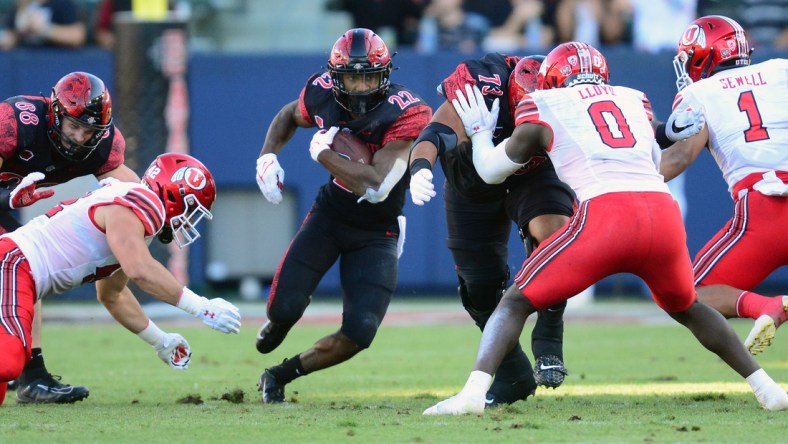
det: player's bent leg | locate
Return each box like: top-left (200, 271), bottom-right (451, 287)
top-left (744, 295), bottom-right (788, 355)
top-left (255, 320), bottom-right (294, 354)
top-left (531, 301), bottom-right (568, 389)
top-left (0, 335), bottom-right (27, 406)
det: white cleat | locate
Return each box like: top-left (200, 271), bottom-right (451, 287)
top-left (744, 296), bottom-right (788, 355)
top-left (423, 393), bottom-right (485, 416)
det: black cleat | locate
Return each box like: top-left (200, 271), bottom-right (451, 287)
top-left (257, 370), bottom-right (286, 404)
top-left (7, 379), bottom-right (17, 391)
top-left (255, 321), bottom-right (291, 354)
top-left (485, 378), bottom-right (536, 407)
top-left (485, 344), bottom-right (537, 407)
top-left (534, 354), bottom-right (568, 388)
top-left (16, 374), bottom-right (89, 404)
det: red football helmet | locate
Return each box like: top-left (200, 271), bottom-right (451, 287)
top-left (508, 55), bottom-right (545, 117)
top-left (48, 72), bottom-right (113, 161)
top-left (537, 42), bottom-right (609, 90)
top-left (673, 15), bottom-right (751, 91)
top-left (327, 28), bottom-right (392, 115)
top-left (142, 153), bottom-right (216, 248)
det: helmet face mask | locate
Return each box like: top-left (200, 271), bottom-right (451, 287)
top-left (49, 72), bottom-right (113, 162)
top-left (508, 55), bottom-right (545, 117)
top-left (673, 15), bottom-right (751, 91)
top-left (142, 153), bottom-right (216, 248)
top-left (327, 28), bottom-right (392, 115)
top-left (537, 42), bottom-right (609, 90)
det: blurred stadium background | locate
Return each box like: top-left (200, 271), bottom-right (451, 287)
top-left (2, 0), bottom-right (785, 304)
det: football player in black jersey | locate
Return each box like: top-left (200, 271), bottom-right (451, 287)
top-left (408, 54), bottom-right (575, 406)
top-left (0, 71), bottom-right (139, 404)
top-left (253, 28), bottom-right (432, 404)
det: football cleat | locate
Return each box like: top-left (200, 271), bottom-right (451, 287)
top-left (423, 392), bottom-right (485, 416)
top-left (744, 296), bottom-right (788, 355)
top-left (16, 374), bottom-right (89, 404)
top-left (257, 369), bottom-right (286, 404)
top-left (534, 354), bottom-right (568, 388)
top-left (255, 320), bottom-right (291, 354)
top-left (485, 346), bottom-right (537, 407)
top-left (485, 378), bottom-right (536, 407)
top-left (6, 379), bottom-right (17, 391)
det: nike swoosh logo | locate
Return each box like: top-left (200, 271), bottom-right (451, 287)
top-left (539, 364), bottom-right (563, 370)
top-left (485, 397), bottom-right (495, 405)
top-left (671, 121), bottom-right (691, 133)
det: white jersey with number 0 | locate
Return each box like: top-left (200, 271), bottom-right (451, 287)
top-left (675, 59), bottom-right (788, 193)
top-left (2, 179), bottom-right (165, 299)
top-left (515, 84), bottom-right (669, 201)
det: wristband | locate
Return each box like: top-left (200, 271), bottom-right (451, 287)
top-left (137, 320), bottom-right (166, 346)
top-left (175, 287), bottom-right (204, 316)
top-left (409, 158), bottom-right (432, 176)
top-left (654, 123), bottom-right (672, 150)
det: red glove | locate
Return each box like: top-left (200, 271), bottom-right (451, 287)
top-left (9, 172), bottom-right (54, 209)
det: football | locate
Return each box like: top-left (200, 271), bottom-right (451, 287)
top-left (331, 130), bottom-right (372, 164)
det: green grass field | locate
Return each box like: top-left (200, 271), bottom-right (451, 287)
top-left (1, 300), bottom-right (786, 443)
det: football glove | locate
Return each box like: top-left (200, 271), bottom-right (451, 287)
top-left (452, 84), bottom-right (499, 138)
top-left (666, 104), bottom-right (705, 141)
top-left (256, 153), bottom-right (285, 204)
top-left (310, 126), bottom-right (340, 162)
top-left (154, 333), bottom-right (192, 370)
top-left (8, 172), bottom-right (54, 209)
top-left (410, 168), bottom-right (435, 206)
top-left (177, 288), bottom-right (242, 334)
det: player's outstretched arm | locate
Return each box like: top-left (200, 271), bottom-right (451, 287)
top-left (96, 273), bottom-right (192, 369)
top-left (100, 204), bottom-right (241, 334)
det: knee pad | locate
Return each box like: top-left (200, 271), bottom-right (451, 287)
top-left (0, 335), bottom-right (26, 382)
top-left (459, 278), bottom-right (508, 330)
top-left (340, 312), bottom-right (381, 349)
top-left (268, 294), bottom-right (311, 326)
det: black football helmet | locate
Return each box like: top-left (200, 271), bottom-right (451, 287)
top-left (327, 28), bottom-right (393, 115)
top-left (48, 72), bottom-right (113, 162)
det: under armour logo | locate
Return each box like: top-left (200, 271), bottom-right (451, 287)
top-left (203, 310), bottom-right (215, 319)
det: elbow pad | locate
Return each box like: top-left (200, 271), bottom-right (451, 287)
top-left (412, 122), bottom-right (458, 156)
top-left (471, 132), bottom-right (524, 184)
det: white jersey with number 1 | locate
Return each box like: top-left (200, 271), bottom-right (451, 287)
top-left (675, 58), bottom-right (788, 194)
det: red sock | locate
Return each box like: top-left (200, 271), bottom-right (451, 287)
top-left (736, 291), bottom-right (772, 320)
top-left (0, 382), bottom-right (6, 407)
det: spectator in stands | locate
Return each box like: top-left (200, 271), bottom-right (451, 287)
top-left (480, 0), bottom-right (544, 51)
top-left (0, 0), bottom-right (85, 50)
top-left (554, 0), bottom-right (632, 47)
top-left (327, 0), bottom-right (427, 47)
top-left (417, 0), bottom-right (489, 53)
top-left (631, 0), bottom-right (696, 53)
top-left (739, 0), bottom-right (788, 49)
top-left (94, 0), bottom-right (180, 50)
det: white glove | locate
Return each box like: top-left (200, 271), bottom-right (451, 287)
top-left (154, 333), bottom-right (192, 370)
top-left (410, 169), bottom-right (435, 206)
top-left (177, 288), bottom-right (242, 334)
top-left (196, 297), bottom-right (242, 334)
top-left (310, 126), bottom-right (340, 162)
top-left (666, 105), bottom-right (706, 141)
top-left (451, 84), bottom-right (499, 138)
top-left (256, 153), bottom-right (285, 204)
top-left (8, 172), bottom-right (54, 209)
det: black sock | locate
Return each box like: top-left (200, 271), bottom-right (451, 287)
top-left (269, 354), bottom-right (307, 384)
top-left (19, 348), bottom-right (47, 382)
